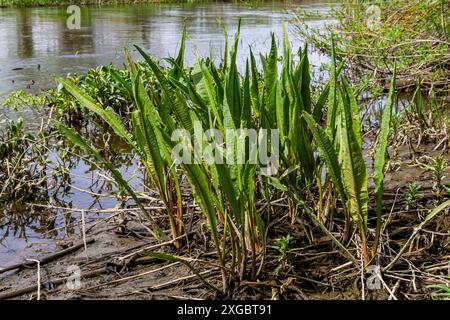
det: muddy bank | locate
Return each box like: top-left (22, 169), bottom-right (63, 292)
top-left (1, 209), bottom-right (447, 300)
top-left (1, 152), bottom-right (448, 300)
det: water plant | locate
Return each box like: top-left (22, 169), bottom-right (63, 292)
top-left (419, 155), bottom-right (449, 196)
top-left (1, 90), bottom-right (48, 111)
top-left (302, 51), bottom-right (397, 263)
top-left (404, 182), bottom-right (422, 211)
top-left (56, 23), bottom-right (398, 292)
top-left (270, 234), bottom-right (295, 276)
top-left (427, 283), bottom-right (450, 300)
top-left (0, 117), bottom-right (49, 201)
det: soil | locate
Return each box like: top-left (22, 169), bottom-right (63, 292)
top-left (0, 118), bottom-right (449, 300)
top-left (0, 161), bottom-right (448, 300)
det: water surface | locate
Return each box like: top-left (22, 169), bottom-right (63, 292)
top-left (0, 0), bottom-right (334, 95)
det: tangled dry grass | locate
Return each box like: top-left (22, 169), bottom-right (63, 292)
top-left (295, 0), bottom-right (450, 93)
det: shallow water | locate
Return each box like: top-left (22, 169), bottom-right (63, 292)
top-left (0, 0), bottom-right (335, 267)
top-left (0, 0), bottom-right (334, 96)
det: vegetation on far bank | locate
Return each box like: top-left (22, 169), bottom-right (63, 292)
top-left (0, 0), bottom-right (204, 8)
top-left (295, 0), bottom-right (450, 94)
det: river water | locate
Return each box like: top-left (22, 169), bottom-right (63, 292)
top-left (0, 0), bottom-right (334, 267)
top-left (0, 0), bottom-right (334, 96)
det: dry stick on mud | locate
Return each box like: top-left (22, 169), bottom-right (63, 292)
top-left (384, 199), bottom-right (450, 271)
top-left (81, 262), bottom-right (180, 292)
top-left (0, 268), bottom-right (105, 300)
top-left (81, 209), bottom-right (89, 260)
top-left (149, 270), bottom-right (217, 292)
top-left (118, 232), bottom-right (195, 261)
top-left (25, 259), bottom-right (41, 300)
top-left (146, 252), bottom-right (222, 294)
top-left (0, 238), bottom-right (95, 274)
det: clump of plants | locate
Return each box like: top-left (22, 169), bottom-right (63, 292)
top-left (1, 90), bottom-right (48, 112)
top-left (419, 155), bottom-right (449, 197)
top-left (0, 17), bottom-right (447, 299)
top-left (270, 234), bottom-right (295, 275)
top-left (0, 117), bottom-right (50, 201)
top-left (404, 182), bottom-right (422, 211)
top-left (54, 21), bottom-right (410, 294)
top-left (428, 280), bottom-right (450, 300)
top-left (52, 66), bottom-right (134, 124)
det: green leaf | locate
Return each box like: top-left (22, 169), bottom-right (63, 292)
top-left (326, 36), bottom-right (338, 139)
top-left (268, 176), bottom-right (288, 192)
top-left (341, 77), bottom-right (362, 148)
top-left (58, 78), bottom-right (134, 147)
top-left (131, 110), bottom-right (165, 198)
top-left (225, 18), bottom-right (242, 128)
top-left (168, 26), bottom-right (186, 80)
top-left (302, 112), bottom-right (346, 204)
top-left (200, 61), bottom-right (224, 131)
top-left (299, 45), bottom-right (311, 114)
top-left (241, 60), bottom-right (252, 128)
top-left (313, 61), bottom-right (344, 122)
top-left (249, 48), bottom-right (261, 116)
top-left (339, 83), bottom-right (368, 230)
top-left (56, 124), bottom-right (167, 242)
top-left (372, 66), bottom-right (396, 256)
top-left (263, 33), bottom-right (278, 129)
top-left (215, 163), bottom-right (242, 225)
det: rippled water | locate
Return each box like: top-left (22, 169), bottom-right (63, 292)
top-left (0, 0), bottom-right (334, 95)
top-left (0, 0), bottom-right (334, 267)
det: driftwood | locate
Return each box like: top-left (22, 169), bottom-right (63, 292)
top-left (0, 242), bottom-right (182, 299)
top-left (0, 267), bottom-right (105, 300)
top-left (148, 270), bottom-right (216, 291)
top-left (0, 238), bottom-right (95, 274)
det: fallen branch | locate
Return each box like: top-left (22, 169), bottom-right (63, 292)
top-left (0, 267), bottom-right (104, 300)
top-left (149, 270), bottom-right (216, 291)
top-left (384, 199), bottom-right (450, 271)
top-left (0, 238), bottom-right (95, 274)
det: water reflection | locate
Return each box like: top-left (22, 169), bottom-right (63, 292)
top-left (0, 139), bottom-right (138, 266)
top-left (16, 10), bottom-right (34, 59)
top-left (59, 8), bottom-right (95, 55)
top-left (0, 1), bottom-right (334, 95)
